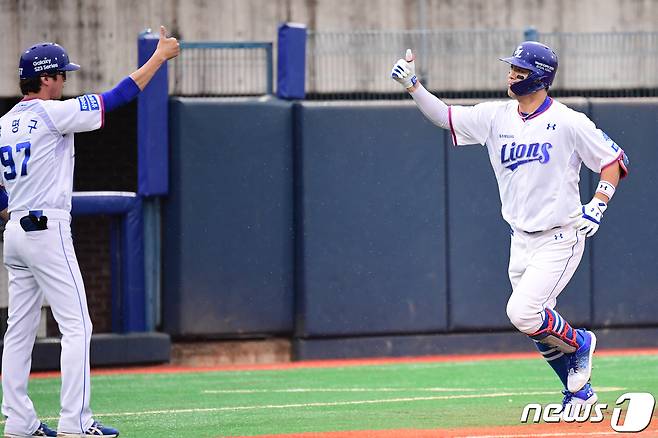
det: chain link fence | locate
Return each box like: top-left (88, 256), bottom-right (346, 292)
top-left (306, 29), bottom-right (658, 99)
top-left (169, 42), bottom-right (273, 97)
top-left (305, 29), bottom-right (520, 99)
top-left (168, 30), bottom-right (658, 99)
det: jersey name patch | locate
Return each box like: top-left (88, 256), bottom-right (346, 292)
top-left (77, 95), bottom-right (100, 112)
top-left (501, 141), bottom-right (553, 171)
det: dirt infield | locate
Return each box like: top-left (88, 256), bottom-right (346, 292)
top-left (234, 416), bottom-right (658, 437)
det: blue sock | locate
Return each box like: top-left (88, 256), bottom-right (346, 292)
top-left (534, 340), bottom-right (570, 388)
top-left (529, 308), bottom-right (587, 390)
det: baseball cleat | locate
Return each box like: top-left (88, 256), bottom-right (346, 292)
top-left (561, 382), bottom-right (598, 418)
top-left (4, 422), bottom-right (57, 437)
top-left (57, 422), bottom-right (119, 437)
top-left (567, 330), bottom-right (596, 393)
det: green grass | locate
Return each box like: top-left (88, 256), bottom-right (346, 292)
top-left (7, 354), bottom-right (658, 437)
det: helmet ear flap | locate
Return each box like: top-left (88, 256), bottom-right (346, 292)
top-left (510, 70), bottom-right (549, 96)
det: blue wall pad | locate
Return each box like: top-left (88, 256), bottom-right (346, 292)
top-left (138, 31), bottom-right (169, 196)
top-left (1, 333), bottom-right (171, 371)
top-left (588, 99), bottom-right (658, 326)
top-left (163, 98), bottom-right (295, 337)
top-left (294, 327), bottom-right (658, 360)
top-left (294, 102), bottom-right (448, 337)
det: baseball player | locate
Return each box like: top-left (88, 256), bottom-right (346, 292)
top-left (0, 26), bottom-right (179, 437)
top-left (392, 42), bottom-right (628, 411)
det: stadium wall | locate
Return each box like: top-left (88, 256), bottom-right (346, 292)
top-left (162, 97), bottom-right (658, 359)
top-left (1, 0), bottom-right (657, 97)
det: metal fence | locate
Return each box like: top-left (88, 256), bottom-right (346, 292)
top-left (169, 42), bottom-right (273, 96)
top-left (168, 30), bottom-right (658, 99)
top-left (306, 29), bottom-right (658, 99)
top-left (306, 29), bottom-right (520, 99)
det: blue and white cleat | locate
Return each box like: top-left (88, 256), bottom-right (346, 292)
top-left (567, 329), bottom-right (597, 393)
top-left (57, 422), bottom-right (119, 437)
top-left (561, 382), bottom-right (598, 418)
top-left (4, 422), bottom-right (57, 437)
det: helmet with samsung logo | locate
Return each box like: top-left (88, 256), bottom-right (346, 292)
top-left (19, 42), bottom-right (80, 80)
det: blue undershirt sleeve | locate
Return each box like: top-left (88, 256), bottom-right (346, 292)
top-left (0, 186), bottom-right (8, 212)
top-left (100, 76), bottom-right (141, 112)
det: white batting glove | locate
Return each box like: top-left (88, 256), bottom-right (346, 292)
top-left (571, 197), bottom-right (608, 237)
top-left (391, 49), bottom-right (417, 89)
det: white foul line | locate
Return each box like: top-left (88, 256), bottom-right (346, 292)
top-left (1, 386), bottom-right (625, 430)
top-left (203, 387), bottom-right (479, 394)
top-left (17, 388), bottom-right (625, 423)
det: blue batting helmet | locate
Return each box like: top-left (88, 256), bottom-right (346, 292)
top-left (19, 42), bottom-right (80, 80)
top-left (500, 41), bottom-right (558, 96)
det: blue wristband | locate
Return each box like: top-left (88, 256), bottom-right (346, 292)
top-left (101, 76), bottom-right (140, 112)
top-left (0, 186), bottom-right (8, 212)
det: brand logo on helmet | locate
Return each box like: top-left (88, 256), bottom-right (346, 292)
top-left (535, 61), bottom-right (555, 72)
top-left (513, 47), bottom-right (523, 58)
top-left (32, 59), bottom-right (52, 67)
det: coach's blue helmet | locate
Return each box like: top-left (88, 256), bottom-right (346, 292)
top-left (500, 41), bottom-right (558, 96)
top-left (19, 42), bottom-right (80, 80)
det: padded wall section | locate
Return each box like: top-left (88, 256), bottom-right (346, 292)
top-left (589, 99), bottom-right (658, 326)
top-left (163, 98), bottom-right (294, 336)
top-left (295, 102), bottom-right (448, 337)
top-left (447, 99), bottom-right (593, 330)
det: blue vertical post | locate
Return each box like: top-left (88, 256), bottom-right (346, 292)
top-left (138, 30), bottom-right (168, 331)
top-left (524, 27), bottom-right (539, 42)
top-left (121, 198), bottom-right (146, 332)
top-left (137, 29), bottom-right (169, 195)
top-left (277, 23), bottom-right (307, 100)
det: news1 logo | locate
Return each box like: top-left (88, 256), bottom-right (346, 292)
top-left (520, 392), bottom-right (655, 432)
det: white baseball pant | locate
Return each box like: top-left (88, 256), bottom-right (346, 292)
top-left (506, 225), bottom-right (585, 334)
top-left (2, 210), bottom-right (93, 435)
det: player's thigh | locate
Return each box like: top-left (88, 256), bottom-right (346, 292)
top-left (513, 229), bottom-right (585, 309)
top-left (4, 265), bottom-right (43, 330)
top-left (508, 233), bottom-right (528, 291)
top-left (25, 222), bottom-right (90, 327)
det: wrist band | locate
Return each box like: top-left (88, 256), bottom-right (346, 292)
top-left (596, 180), bottom-right (616, 200)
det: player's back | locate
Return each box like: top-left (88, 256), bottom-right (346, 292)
top-left (0, 95), bottom-right (102, 213)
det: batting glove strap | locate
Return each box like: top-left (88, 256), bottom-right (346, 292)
top-left (595, 180), bottom-right (616, 200)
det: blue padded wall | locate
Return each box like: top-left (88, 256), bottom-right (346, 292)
top-left (446, 99), bottom-right (593, 330)
top-left (163, 98), bottom-right (295, 336)
top-left (295, 102), bottom-right (448, 337)
top-left (589, 99), bottom-right (658, 326)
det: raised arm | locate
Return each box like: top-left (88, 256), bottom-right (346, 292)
top-left (391, 49), bottom-right (450, 129)
top-left (130, 26), bottom-right (180, 90)
top-left (100, 26), bottom-right (180, 113)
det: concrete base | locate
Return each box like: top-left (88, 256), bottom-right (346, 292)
top-left (171, 338), bottom-right (291, 366)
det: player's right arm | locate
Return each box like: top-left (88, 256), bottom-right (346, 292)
top-left (391, 49), bottom-right (450, 129)
top-left (49, 25), bottom-right (180, 135)
top-left (129, 26), bottom-right (180, 90)
top-left (391, 49), bottom-right (499, 147)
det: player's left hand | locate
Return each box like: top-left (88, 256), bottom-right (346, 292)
top-left (571, 197), bottom-right (607, 237)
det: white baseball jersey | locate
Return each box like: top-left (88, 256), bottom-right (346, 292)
top-left (0, 95), bottom-right (103, 213)
top-left (448, 98), bottom-right (624, 232)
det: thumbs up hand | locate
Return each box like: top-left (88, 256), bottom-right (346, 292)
top-left (391, 48), bottom-right (417, 90)
top-left (156, 25), bottom-right (180, 61)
